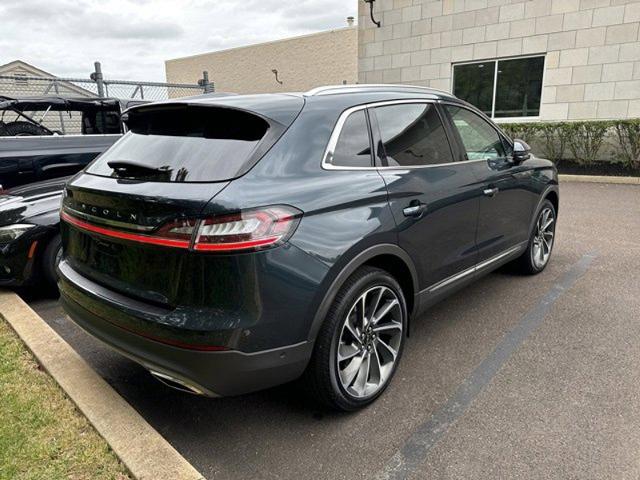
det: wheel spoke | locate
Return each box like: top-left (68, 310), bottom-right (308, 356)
top-left (339, 353), bottom-right (364, 388)
top-left (352, 353), bottom-right (371, 395)
top-left (338, 343), bottom-right (360, 362)
top-left (377, 337), bottom-right (398, 361)
top-left (344, 313), bottom-right (362, 345)
top-left (359, 294), bottom-right (367, 328)
top-left (370, 347), bottom-right (382, 384)
top-left (369, 287), bottom-right (385, 321)
top-left (373, 320), bottom-right (402, 333)
top-left (372, 299), bottom-right (399, 325)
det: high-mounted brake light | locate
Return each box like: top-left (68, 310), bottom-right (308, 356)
top-left (61, 206), bottom-right (302, 253)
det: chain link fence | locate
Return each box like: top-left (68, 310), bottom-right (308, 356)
top-left (0, 62), bottom-right (214, 134)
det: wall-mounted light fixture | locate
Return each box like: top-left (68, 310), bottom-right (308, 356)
top-left (271, 69), bottom-right (283, 85)
top-left (364, 0), bottom-right (381, 28)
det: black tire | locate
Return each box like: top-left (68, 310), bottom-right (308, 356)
top-left (4, 121), bottom-right (50, 136)
top-left (303, 266), bottom-right (408, 411)
top-left (511, 199), bottom-right (556, 275)
top-left (41, 234), bottom-right (62, 286)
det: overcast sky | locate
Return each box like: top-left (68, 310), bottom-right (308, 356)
top-left (1, 0), bottom-right (357, 82)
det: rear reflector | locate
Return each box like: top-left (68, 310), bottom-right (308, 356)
top-left (61, 205), bottom-right (302, 253)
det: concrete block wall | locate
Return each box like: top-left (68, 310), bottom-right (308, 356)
top-left (358, 0), bottom-right (640, 121)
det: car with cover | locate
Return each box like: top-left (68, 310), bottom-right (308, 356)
top-left (57, 85), bottom-right (559, 410)
top-left (0, 96), bottom-right (143, 191)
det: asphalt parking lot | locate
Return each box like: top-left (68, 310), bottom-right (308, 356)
top-left (23, 182), bottom-right (640, 479)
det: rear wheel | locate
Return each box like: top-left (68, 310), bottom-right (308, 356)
top-left (512, 200), bottom-right (556, 275)
top-left (304, 267), bottom-right (407, 411)
top-left (42, 234), bottom-right (62, 287)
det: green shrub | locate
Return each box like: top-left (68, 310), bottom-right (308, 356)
top-left (612, 119), bottom-right (640, 169)
top-left (499, 119), bottom-right (640, 169)
top-left (566, 121), bottom-right (611, 166)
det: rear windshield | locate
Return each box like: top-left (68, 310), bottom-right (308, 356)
top-left (86, 105), bottom-right (270, 182)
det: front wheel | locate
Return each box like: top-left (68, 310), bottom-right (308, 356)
top-left (513, 199), bottom-right (556, 275)
top-left (303, 267), bottom-right (407, 411)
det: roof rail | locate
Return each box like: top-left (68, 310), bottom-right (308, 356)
top-left (305, 84), bottom-right (452, 97)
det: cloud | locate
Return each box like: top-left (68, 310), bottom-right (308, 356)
top-left (0, 0), bottom-right (356, 81)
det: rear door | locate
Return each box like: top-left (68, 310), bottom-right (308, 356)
top-left (371, 101), bottom-right (480, 291)
top-left (442, 104), bottom-right (534, 262)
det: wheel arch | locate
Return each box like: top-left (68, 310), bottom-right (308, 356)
top-left (529, 185), bottom-right (559, 235)
top-left (308, 244), bottom-right (418, 343)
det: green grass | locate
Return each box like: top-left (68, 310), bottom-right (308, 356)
top-left (0, 317), bottom-right (131, 480)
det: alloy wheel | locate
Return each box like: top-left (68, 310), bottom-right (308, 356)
top-left (337, 285), bottom-right (403, 399)
top-left (531, 206), bottom-right (555, 269)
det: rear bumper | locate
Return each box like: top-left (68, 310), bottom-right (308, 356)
top-left (58, 261), bottom-right (314, 396)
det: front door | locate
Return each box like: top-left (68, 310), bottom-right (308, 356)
top-left (443, 104), bottom-right (535, 261)
top-left (371, 102), bottom-right (481, 291)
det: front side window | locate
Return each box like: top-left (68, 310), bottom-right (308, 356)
top-left (372, 103), bottom-right (454, 167)
top-left (453, 56), bottom-right (544, 118)
top-left (445, 106), bottom-right (506, 160)
top-left (329, 110), bottom-right (372, 168)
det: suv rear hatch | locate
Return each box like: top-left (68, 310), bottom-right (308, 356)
top-left (61, 97), bottom-right (303, 307)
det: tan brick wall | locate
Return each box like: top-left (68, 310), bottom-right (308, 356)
top-left (166, 27), bottom-right (358, 95)
top-left (358, 0), bottom-right (640, 121)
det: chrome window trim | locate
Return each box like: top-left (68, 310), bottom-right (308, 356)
top-left (423, 243), bottom-right (525, 294)
top-left (306, 84), bottom-right (449, 97)
top-left (322, 99), bottom-right (485, 171)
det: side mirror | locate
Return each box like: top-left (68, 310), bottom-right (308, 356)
top-left (512, 139), bottom-right (531, 163)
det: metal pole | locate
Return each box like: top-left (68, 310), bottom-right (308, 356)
top-left (90, 61), bottom-right (105, 98)
top-left (53, 80), bottom-right (66, 134)
top-left (198, 71), bottom-right (214, 93)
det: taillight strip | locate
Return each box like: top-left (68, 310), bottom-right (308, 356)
top-left (194, 236), bottom-right (281, 251)
top-left (61, 211), bottom-right (191, 249)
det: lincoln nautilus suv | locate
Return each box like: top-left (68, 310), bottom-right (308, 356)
top-left (58, 85), bottom-right (558, 411)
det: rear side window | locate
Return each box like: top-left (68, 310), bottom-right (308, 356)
top-left (328, 110), bottom-right (373, 168)
top-left (372, 103), bottom-right (453, 167)
top-left (86, 105), bottom-right (270, 182)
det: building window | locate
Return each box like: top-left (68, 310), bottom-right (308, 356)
top-left (453, 56), bottom-right (545, 119)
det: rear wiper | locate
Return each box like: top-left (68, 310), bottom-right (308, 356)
top-left (107, 160), bottom-right (171, 177)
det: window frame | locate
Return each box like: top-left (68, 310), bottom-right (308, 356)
top-left (322, 99), bottom-right (463, 171)
top-left (451, 54), bottom-right (547, 122)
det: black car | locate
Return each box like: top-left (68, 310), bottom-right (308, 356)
top-left (0, 176), bottom-right (66, 287)
top-left (58, 85), bottom-right (559, 410)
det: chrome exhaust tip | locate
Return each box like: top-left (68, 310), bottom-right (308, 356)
top-left (149, 370), bottom-right (205, 396)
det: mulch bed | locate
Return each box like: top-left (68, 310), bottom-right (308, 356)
top-left (556, 161), bottom-right (640, 177)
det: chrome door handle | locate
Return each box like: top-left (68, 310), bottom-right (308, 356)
top-left (483, 187), bottom-right (499, 197)
top-left (403, 203), bottom-right (427, 217)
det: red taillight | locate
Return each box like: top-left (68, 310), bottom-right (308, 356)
top-left (194, 206), bottom-right (301, 252)
top-left (61, 206), bottom-right (301, 253)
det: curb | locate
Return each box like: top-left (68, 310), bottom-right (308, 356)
top-left (559, 174), bottom-right (640, 185)
top-left (0, 290), bottom-right (205, 480)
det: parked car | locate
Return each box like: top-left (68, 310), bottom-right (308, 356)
top-left (0, 96), bottom-right (144, 191)
top-left (0, 176), bottom-right (66, 287)
top-left (57, 85), bottom-right (559, 410)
